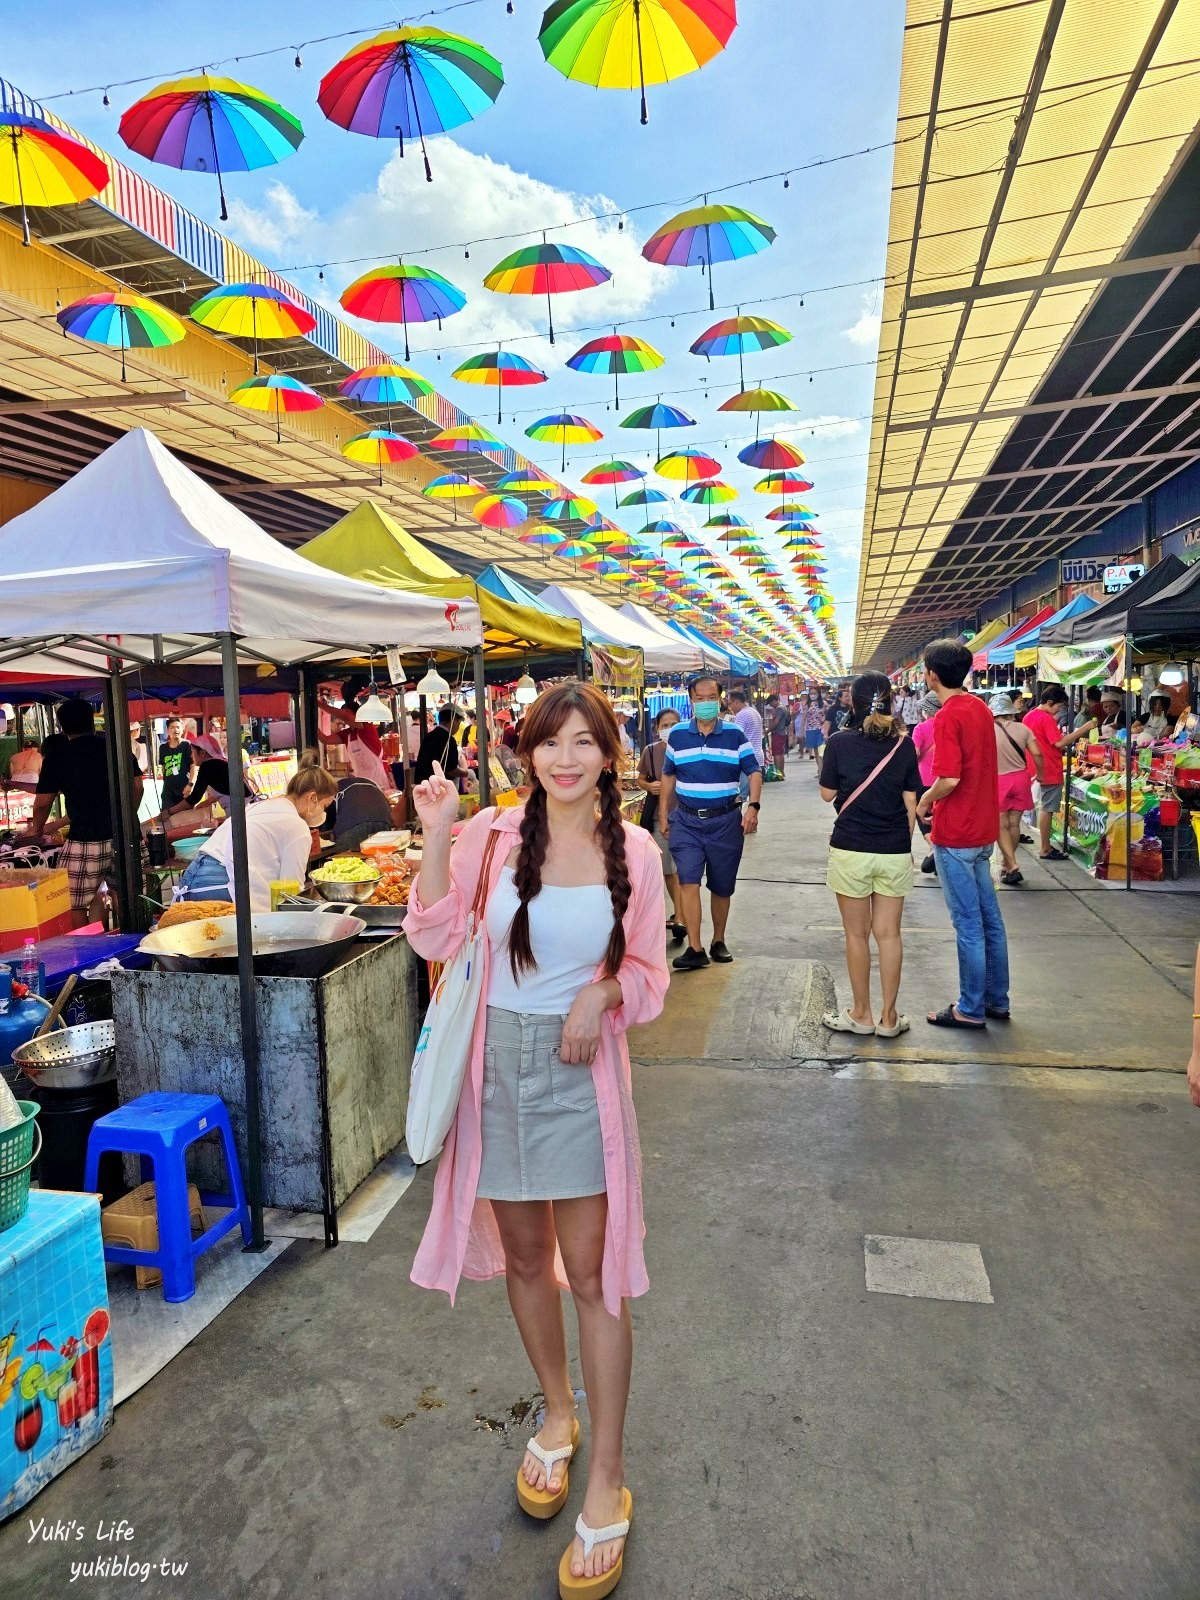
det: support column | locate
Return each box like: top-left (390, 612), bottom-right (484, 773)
top-left (101, 673), bottom-right (141, 932)
top-left (473, 648), bottom-right (490, 809)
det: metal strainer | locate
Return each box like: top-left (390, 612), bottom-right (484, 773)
top-left (12, 1021), bottom-right (116, 1088)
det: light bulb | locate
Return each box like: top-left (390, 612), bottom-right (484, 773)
top-left (514, 670), bottom-right (538, 705)
top-left (416, 660), bottom-right (451, 697)
top-left (1157, 662), bottom-right (1186, 686)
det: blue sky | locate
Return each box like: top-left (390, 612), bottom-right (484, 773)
top-left (5, 1), bottom-right (906, 658)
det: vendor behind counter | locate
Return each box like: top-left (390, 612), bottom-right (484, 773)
top-left (327, 775), bottom-right (393, 853)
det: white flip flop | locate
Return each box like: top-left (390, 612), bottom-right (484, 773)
top-left (875, 1016), bottom-right (911, 1038)
top-left (822, 1008), bottom-right (875, 1036)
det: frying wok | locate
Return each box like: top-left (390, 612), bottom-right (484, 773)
top-left (281, 890), bottom-right (407, 930)
top-left (139, 911), bottom-right (366, 979)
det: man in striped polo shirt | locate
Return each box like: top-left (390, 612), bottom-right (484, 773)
top-left (661, 675), bottom-right (763, 971)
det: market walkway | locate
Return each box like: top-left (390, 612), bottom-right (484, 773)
top-left (5, 773), bottom-right (1198, 1600)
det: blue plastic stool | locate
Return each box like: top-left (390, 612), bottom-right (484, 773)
top-left (84, 1092), bottom-right (252, 1303)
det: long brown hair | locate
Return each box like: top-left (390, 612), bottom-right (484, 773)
top-left (509, 683), bottom-right (631, 982)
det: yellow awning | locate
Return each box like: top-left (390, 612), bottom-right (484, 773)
top-left (965, 617), bottom-right (1011, 658)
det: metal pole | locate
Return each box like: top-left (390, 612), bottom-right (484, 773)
top-left (220, 634), bottom-right (267, 1252)
top-left (100, 674), bottom-right (139, 931)
top-left (577, 650), bottom-right (588, 682)
top-left (1124, 639), bottom-right (1134, 892)
top-left (296, 665), bottom-right (319, 752)
top-left (473, 648), bottom-right (490, 809)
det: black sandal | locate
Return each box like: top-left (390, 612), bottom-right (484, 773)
top-left (926, 1006), bottom-right (986, 1030)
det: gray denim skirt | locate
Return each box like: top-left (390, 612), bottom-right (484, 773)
top-left (476, 1006), bottom-right (607, 1203)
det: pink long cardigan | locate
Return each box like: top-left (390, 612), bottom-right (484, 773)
top-left (403, 803), bottom-right (670, 1317)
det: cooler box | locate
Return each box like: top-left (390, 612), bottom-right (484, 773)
top-left (0, 1189), bottom-right (114, 1518)
top-left (0, 870), bottom-right (72, 947)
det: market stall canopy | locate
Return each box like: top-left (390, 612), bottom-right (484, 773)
top-left (616, 602), bottom-right (727, 673)
top-left (1107, 557), bottom-right (1200, 652)
top-left (0, 430), bottom-right (482, 672)
top-left (475, 563), bottom-right (562, 615)
top-left (1041, 556), bottom-right (1188, 646)
top-left (537, 585), bottom-right (702, 674)
top-left (669, 620), bottom-right (759, 678)
top-left (966, 617), bottom-right (1014, 669)
top-left (296, 501), bottom-right (584, 662)
top-left (974, 606), bottom-right (1055, 669)
top-left (999, 593), bottom-right (1098, 668)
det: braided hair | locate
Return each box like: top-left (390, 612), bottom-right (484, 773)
top-left (509, 683), bottom-right (631, 983)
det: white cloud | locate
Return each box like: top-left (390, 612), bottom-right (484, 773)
top-left (225, 181), bottom-right (317, 255)
top-left (842, 298), bottom-right (882, 349)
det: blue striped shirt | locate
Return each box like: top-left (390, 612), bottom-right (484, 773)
top-left (664, 717), bottom-right (760, 805)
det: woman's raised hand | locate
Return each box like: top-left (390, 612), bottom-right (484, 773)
top-left (413, 760), bottom-right (460, 831)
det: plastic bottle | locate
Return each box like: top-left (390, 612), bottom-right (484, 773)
top-left (97, 882), bottom-right (114, 933)
top-left (18, 936), bottom-right (38, 993)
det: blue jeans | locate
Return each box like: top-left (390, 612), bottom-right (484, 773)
top-left (176, 852), bottom-right (232, 902)
top-left (932, 844), bottom-right (1010, 1021)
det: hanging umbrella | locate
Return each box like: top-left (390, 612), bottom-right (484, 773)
top-left (423, 472), bottom-right (484, 521)
top-left (56, 290), bottom-right (185, 382)
top-left (567, 333), bottom-right (664, 411)
top-left (338, 363), bottom-right (433, 431)
top-left (705, 512), bottom-right (750, 530)
top-left (754, 472), bottom-right (814, 495)
top-left (496, 467), bottom-right (555, 493)
top-left (656, 447), bottom-right (721, 482)
top-left (339, 264), bottom-right (466, 360)
top-left (190, 283), bottom-right (316, 375)
top-left (539, 0), bottom-right (737, 125)
top-left (483, 240), bottom-right (611, 345)
top-left (0, 113), bottom-right (109, 247)
top-left (690, 312), bottom-right (792, 388)
top-left (453, 349), bottom-right (548, 422)
top-left (119, 75), bottom-right (303, 221)
top-left (540, 495), bottom-right (600, 523)
top-left (643, 203), bottom-right (774, 311)
top-left (525, 411), bottom-right (603, 472)
top-left (429, 421), bottom-right (504, 452)
top-left (719, 386), bottom-right (796, 415)
top-left (738, 436), bottom-right (806, 470)
top-left (766, 502), bottom-right (816, 521)
top-left (473, 494), bottom-right (530, 529)
top-left (319, 26), bottom-right (503, 183)
top-left (619, 400), bottom-right (695, 460)
top-left (582, 458), bottom-right (645, 515)
top-left (554, 539), bottom-right (593, 562)
top-left (520, 526), bottom-right (565, 558)
top-left (619, 486), bottom-right (670, 509)
top-left (342, 428), bottom-right (419, 486)
top-left (229, 373), bottom-right (323, 442)
top-left (681, 479), bottom-right (737, 505)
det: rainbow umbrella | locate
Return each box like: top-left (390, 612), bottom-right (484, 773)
top-left (473, 494), bottom-right (530, 530)
top-left (738, 436), bottom-right (806, 470)
top-left (119, 75), bottom-right (303, 221)
top-left (319, 27), bottom-right (503, 183)
top-left (705, 512), bottom-right (749, 530)
top-left (690, 313), bottom-right (792, 388)
top-left (190, 283), bottom-right (316, 374)
top-left (423, 472), bottom-right (484, 521)
top-left (767, 503), bottom-right (816, 521)
top-left (429, 421), bottom-right (504, 452)
top-left (619, 486), bottom-right (670, 508)
top-left (339, 363), bottom-right (433, 430)
top-left (57, 290), bottom-right (184, 382)
top-left (342, 428), bottom-right (419, 485)
top-left (229, 373), bottom-right (323, 441)
top-left (554, 539), bottom-right (593, 562)
top-left (0, 113), bottom-right (109, 247)
top-left (582, 556), bottom-right (625, 576)
top-left (483, 241), bottom-right (611, 344)
top-left (339, 264), bottom-right (466, 359)
top-left (641, 519), bottom-right (685, 543)
top-left (496, 468), bottom-right (555, 494)
top-left (619, 400), bottom-right (695, 459)
top-left (582, 458), bottom-right (645, 513)
top-left (719, 386), bottom-right (796, 415)
top-left (520, 526), bottom-right (565, 556)
top-left (539, 0), bottom-right (737, 125)
top-left (525, 411), bottom-right (603, 471)
top-left (755, 472), bottom-right (814, 495)
top-left (453, 349), bottom-right (547, 422)
top-left (681, 479), bottom-right (737, 505)
top-left (540, 495), bottom-right (600, 523)
top-left (643, 203), bottom-right (774, 310)
top-left (567, 333), bottom-right (664, 410)
top-left (657, 447), bottom-right (721, 482)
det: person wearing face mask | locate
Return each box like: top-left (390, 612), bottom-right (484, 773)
top-left (660, 675), bottom-right (763, 970)
top-left (173, 750), bottom-right (336, 911)
top-left (637, 708), bottom-right (686, 942)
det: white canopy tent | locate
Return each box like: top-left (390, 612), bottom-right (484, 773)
top-left (537, 584), bottom-right (702, 675)
top-left (616, 601), bottom-right (728, 673)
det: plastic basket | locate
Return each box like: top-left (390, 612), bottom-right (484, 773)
top-left (0, 1101), bottom-right (40, 1232)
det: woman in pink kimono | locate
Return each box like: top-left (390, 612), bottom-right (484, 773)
top-left (406, 682), bottom-right (668, 1600)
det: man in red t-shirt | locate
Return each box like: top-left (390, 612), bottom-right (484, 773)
top-left (1022, 684), bottom-right (1098, 861)
top-left (915, 639), bottom-right (1009, 1030)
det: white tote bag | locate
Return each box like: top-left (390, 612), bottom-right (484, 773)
top-left (405, 829), bottom-right (502, 1165)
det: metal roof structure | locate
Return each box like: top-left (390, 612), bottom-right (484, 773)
top-left (854, 0), bottom-right (1200, 668)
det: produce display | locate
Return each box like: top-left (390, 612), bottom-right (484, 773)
top-left (310, 856), bottom-right (379, 884)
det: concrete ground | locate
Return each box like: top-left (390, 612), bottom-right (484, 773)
top-left (5, 770), bottom-right (1198, 1599)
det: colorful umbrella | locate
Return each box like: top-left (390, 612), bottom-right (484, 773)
top-left (338, 363), bottom-right (433, 428)
top-left (539, 0), bottom-right (737, 124)
top-left (453, 349), bottom-right (547, 422)
top-left (705, 511), bottom-right (750, 529)
top-left (423, 472), bottom-right (483, 521)
top-left (582, 458), bottom-right (645, 513)
top-left (520, 526), bottom-right (565, 554)
top-left (681, 479), bottom-right (737, 505)
top-left (738, 436), bottom-right (806, 470)
top-left (754, 472), bottom-right (814, 495)
top-left (719, 386), bottom-right (796, 414)
top-left (473, 494), bottom-right (530, 530)
top-left (766, 503), bottom-right (816, 521)
top-left (656, 448), bottom-right (721, 482)
top-left (525, 411), bottom-right (604, 471)
top-left (190, 283), bottom-right (316, 374)
top-left (229, 373), bottom-right (323, 441)
top-left (643, 203), bottom-right (774, 310)
top-left (0, 113), bottom-right (109, 247)
top-left (319, 27), bottom-right (504, 182)
top-left (342, 428), bottom-right (419, 484)
top-left (567, 333), bottom-right (664, 410)
top-left (495, 468), bottom-right (555, 493)
top-left (540, 495), bottom-right (600, 523)
top-left (429, 421), bottom-right (504, 452)
top-left (554, 539), bottom-right (593, 561)
top-left (339, 264), bottom-right (466, 360)
top-left (483, 241), bottom-right (611, 344)
top-left (619, 486), bottom-right (670, 508)
top-left (690, 313), bottom-right (791, 389)
top-left (619, 400), bottom-right (695, 460)
top-left (56, 290), bottom-right (184, 382)
top-left (119, 75), bottom-right (303, 221)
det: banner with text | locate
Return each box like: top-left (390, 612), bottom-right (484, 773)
top-left (1037, 638), bottom-right (1127, 688)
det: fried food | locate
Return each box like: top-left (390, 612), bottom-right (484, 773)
top-left (157, 900), bottom-right (233, 930)
top-left (368, 877), bottom-right (410, 906)
top-left (201, 921), bottom-right (222, 942)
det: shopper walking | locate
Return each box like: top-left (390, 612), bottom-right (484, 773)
top-left (822, 684), bottom-right (853, 742)
top-left (406, 684), bottom-right (669, 1599)
top-left (660, 675), bottom-right (762, 969)
top-left (819, 675), bottom-right (921, 1037)
top-left (1022, 685), bottom-right (1097, 861)
top-left (801, 690), bottom-right (826, 761)
top-left (990, 695), bottom-right (1044, 885)
top-left (765, 693), bottom-right (790, 775)
top-left (915, 639), bottom-right (1009, 1030)
top-left (911, 691), bottom-right (940, 874)
top-left (637, 708), bottom-right (686, 943)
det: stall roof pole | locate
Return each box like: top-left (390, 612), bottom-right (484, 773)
top-left (100, 673), bottom-right (138, 933)
top-left (473, 648), bottom-right (490, 810)
top-left (221, 633), bottom-right (267, 1251)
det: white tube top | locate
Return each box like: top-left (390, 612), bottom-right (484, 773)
top-left (485, 866), bottom-right (612, 1014)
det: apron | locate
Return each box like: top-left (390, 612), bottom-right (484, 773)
top-left (346, 731), bottom-right (393, 792)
